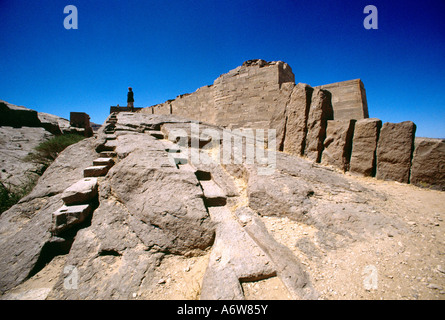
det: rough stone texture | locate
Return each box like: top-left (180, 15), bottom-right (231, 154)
top-left (143, 60), bottom-right (295, 130)
top-left (410, 137), bottom-right (445, 190)
top-left (0, 112), bottom-right (420, 300)
top-left (61, 178), bottom-right (98, 205)
top-left (376, 121), bottom-right (416, 183)
top-left (0, 138), bottom-right (97, 293)
top-left (304, 88), bottom-right (333, 162)
top-left (0, 126), bottom-right (53, 189)
top-left (321, 119), bottom-right (355, 172)
top-left (349, 118), bottom-right (382, 176)
top-left (271, 83), bottom-right (313, 155)
top-left (315, 79), bottom-right (369, 120)
top-left (142, 63), bottom-right (368, 136)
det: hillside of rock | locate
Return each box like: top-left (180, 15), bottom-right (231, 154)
top-left (1, 112), bottom-right (443, 300)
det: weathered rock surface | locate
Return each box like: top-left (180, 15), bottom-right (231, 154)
top-left (349, 118), bottom-right (382, 176)
top-left (376, 121), bottom-right (416, 183)
top-left (410, 137), bottom-right (445, 190)
top-left (0, 138), bottom-right (98, 293)
top-left (275, 83), bottom-right (313, 155)
top-left (321, 119), bottom-right (355, 171)
top-left (0, 112), bottom-right (441, 301)
top-left (304, 88), bottom-right (333, 162)
top-left (0, 126), bottom-right (53, 188)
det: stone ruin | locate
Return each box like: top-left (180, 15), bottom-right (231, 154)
top-left (70, 112), bottom-right (93, 137)
top-left (136, 59), bottom-right (443, 191)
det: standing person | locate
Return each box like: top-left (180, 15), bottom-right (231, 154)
top-left (127, 87), bottom-right (134, 112)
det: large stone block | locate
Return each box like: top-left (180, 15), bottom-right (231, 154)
top-left (321, 119), bottom-right (355, 171)
top-left (315, 79), bottom-right (368, 120)
top-left (349, 118), bottom-right (382, 176)
top-left (61, 178), bottom-right (98, 205)
top-left (376, 121), bottom-right (416, 183)
top-left (51, 204), bottom-right (93, 235)
top-left (280, 83), bottom-right (313, 156)
top-left (410, 138), bottom-right (445, 190)
top-left (304, 88), bottom-right (333, 162)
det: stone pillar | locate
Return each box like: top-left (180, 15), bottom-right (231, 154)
top-left (376, 121), bottom-right (416, 183)
top-left (304, 88), bottom-right (333, 162)
top-left (281, 83), bottom-right (313, 156)
top-left (320, 119), bottom-right (355, 171)
top-left (349, 118), bottom-right (382, 176)
top-left (410, 137), bottom-right (445, 190)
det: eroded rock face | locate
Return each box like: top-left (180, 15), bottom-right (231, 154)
top-left (304, 88), bottom-right (333, 162)
top-left (321, 119), bottom-right (355, 172)
top-left (410, 137), bottom-right (445, 190)
top-left (0, 138), bottom-right (98, 293)
top-left (376, 121), bottom-right (416, 183)
top-left (278, 83), bottom-right (313, 156)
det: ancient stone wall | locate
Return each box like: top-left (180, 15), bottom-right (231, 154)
top-left (139, 60), bottom-right (443, 190)
top-left (315, 79), bottom-right (369, 120)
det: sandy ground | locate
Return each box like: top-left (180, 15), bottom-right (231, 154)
top-left (2, 173), bottom-right (444, 300)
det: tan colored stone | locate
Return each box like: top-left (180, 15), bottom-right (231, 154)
top-left (280, 83), bottom-right (313, 155)
top-left (304, 88), bottom-right (333, 162)
top-left (349, 118), bottom-right (382, 176)
top-left (61, 178), bottom-right (98, 205)
top-left (376, 121), bottom-right (416, 183)
top-left (410, 137), bottom-right (445, 190)
top-left (321, 119), bottom-right (355, 171)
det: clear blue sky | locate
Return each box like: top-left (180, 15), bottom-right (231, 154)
top-left (0, 0), bottom-right (444, 138)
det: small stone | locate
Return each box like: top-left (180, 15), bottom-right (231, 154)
top-left (158, 278), bottom-right (166, 284)
top-left (427, 283), bottom-right (442, 290)
top-left (437, 265), bottom-right (445, 274)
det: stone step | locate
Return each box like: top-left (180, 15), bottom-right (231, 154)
top-left (52, 203), bottom-right (92, 235)
top-left (148, 131), bottom-right (165, 139)
top-left (105, 134), bottom-right (117, 140)
top-left (104, 130), bottom-right (115, 134)
top-left (84, 165), bottom-right (110, 177)
top-left (61, 178), bottom-right (98, 205)
top-left (200, 180), bottom-right (226, 206)
top-left (100, 151), bottom-right (116, 158)
top-left (99, 144), bottom-right (116, 152)
top-left (93, 157), bottom-right (115, 167)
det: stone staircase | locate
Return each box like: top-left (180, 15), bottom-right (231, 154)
top-left (51, 113), bottom-right (118, 236)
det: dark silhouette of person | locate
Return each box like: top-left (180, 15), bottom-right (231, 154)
top-left (127, 87), bottom-right (134, 112)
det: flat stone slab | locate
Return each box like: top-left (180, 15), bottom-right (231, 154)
top-left (93, 157), bottom-right (115, 167)
top-left (84, 165), bottom-right (110, 177)
top-left (52, 204), bottom-right (92, 235)
top-left (62, 177), bottom-right (98, 205)
top-left (105, 134), bottom-right (117, 140)
top-left (200, 180), bottom-right (226, 206)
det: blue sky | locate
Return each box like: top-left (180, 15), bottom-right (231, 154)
top-left (0, 0), bottom-right (444, 138)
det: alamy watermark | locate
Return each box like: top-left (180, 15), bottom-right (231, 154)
top-left (63, 5), bottom-right (78, 30)
top-left (363, 5), bottom-right (378, 30)
top-left (363, 265), bottom-right (378, 290)
top-left (63, 265), bottom-right (78, 289)
top-left (166, 123), bottom-right (277, 175)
